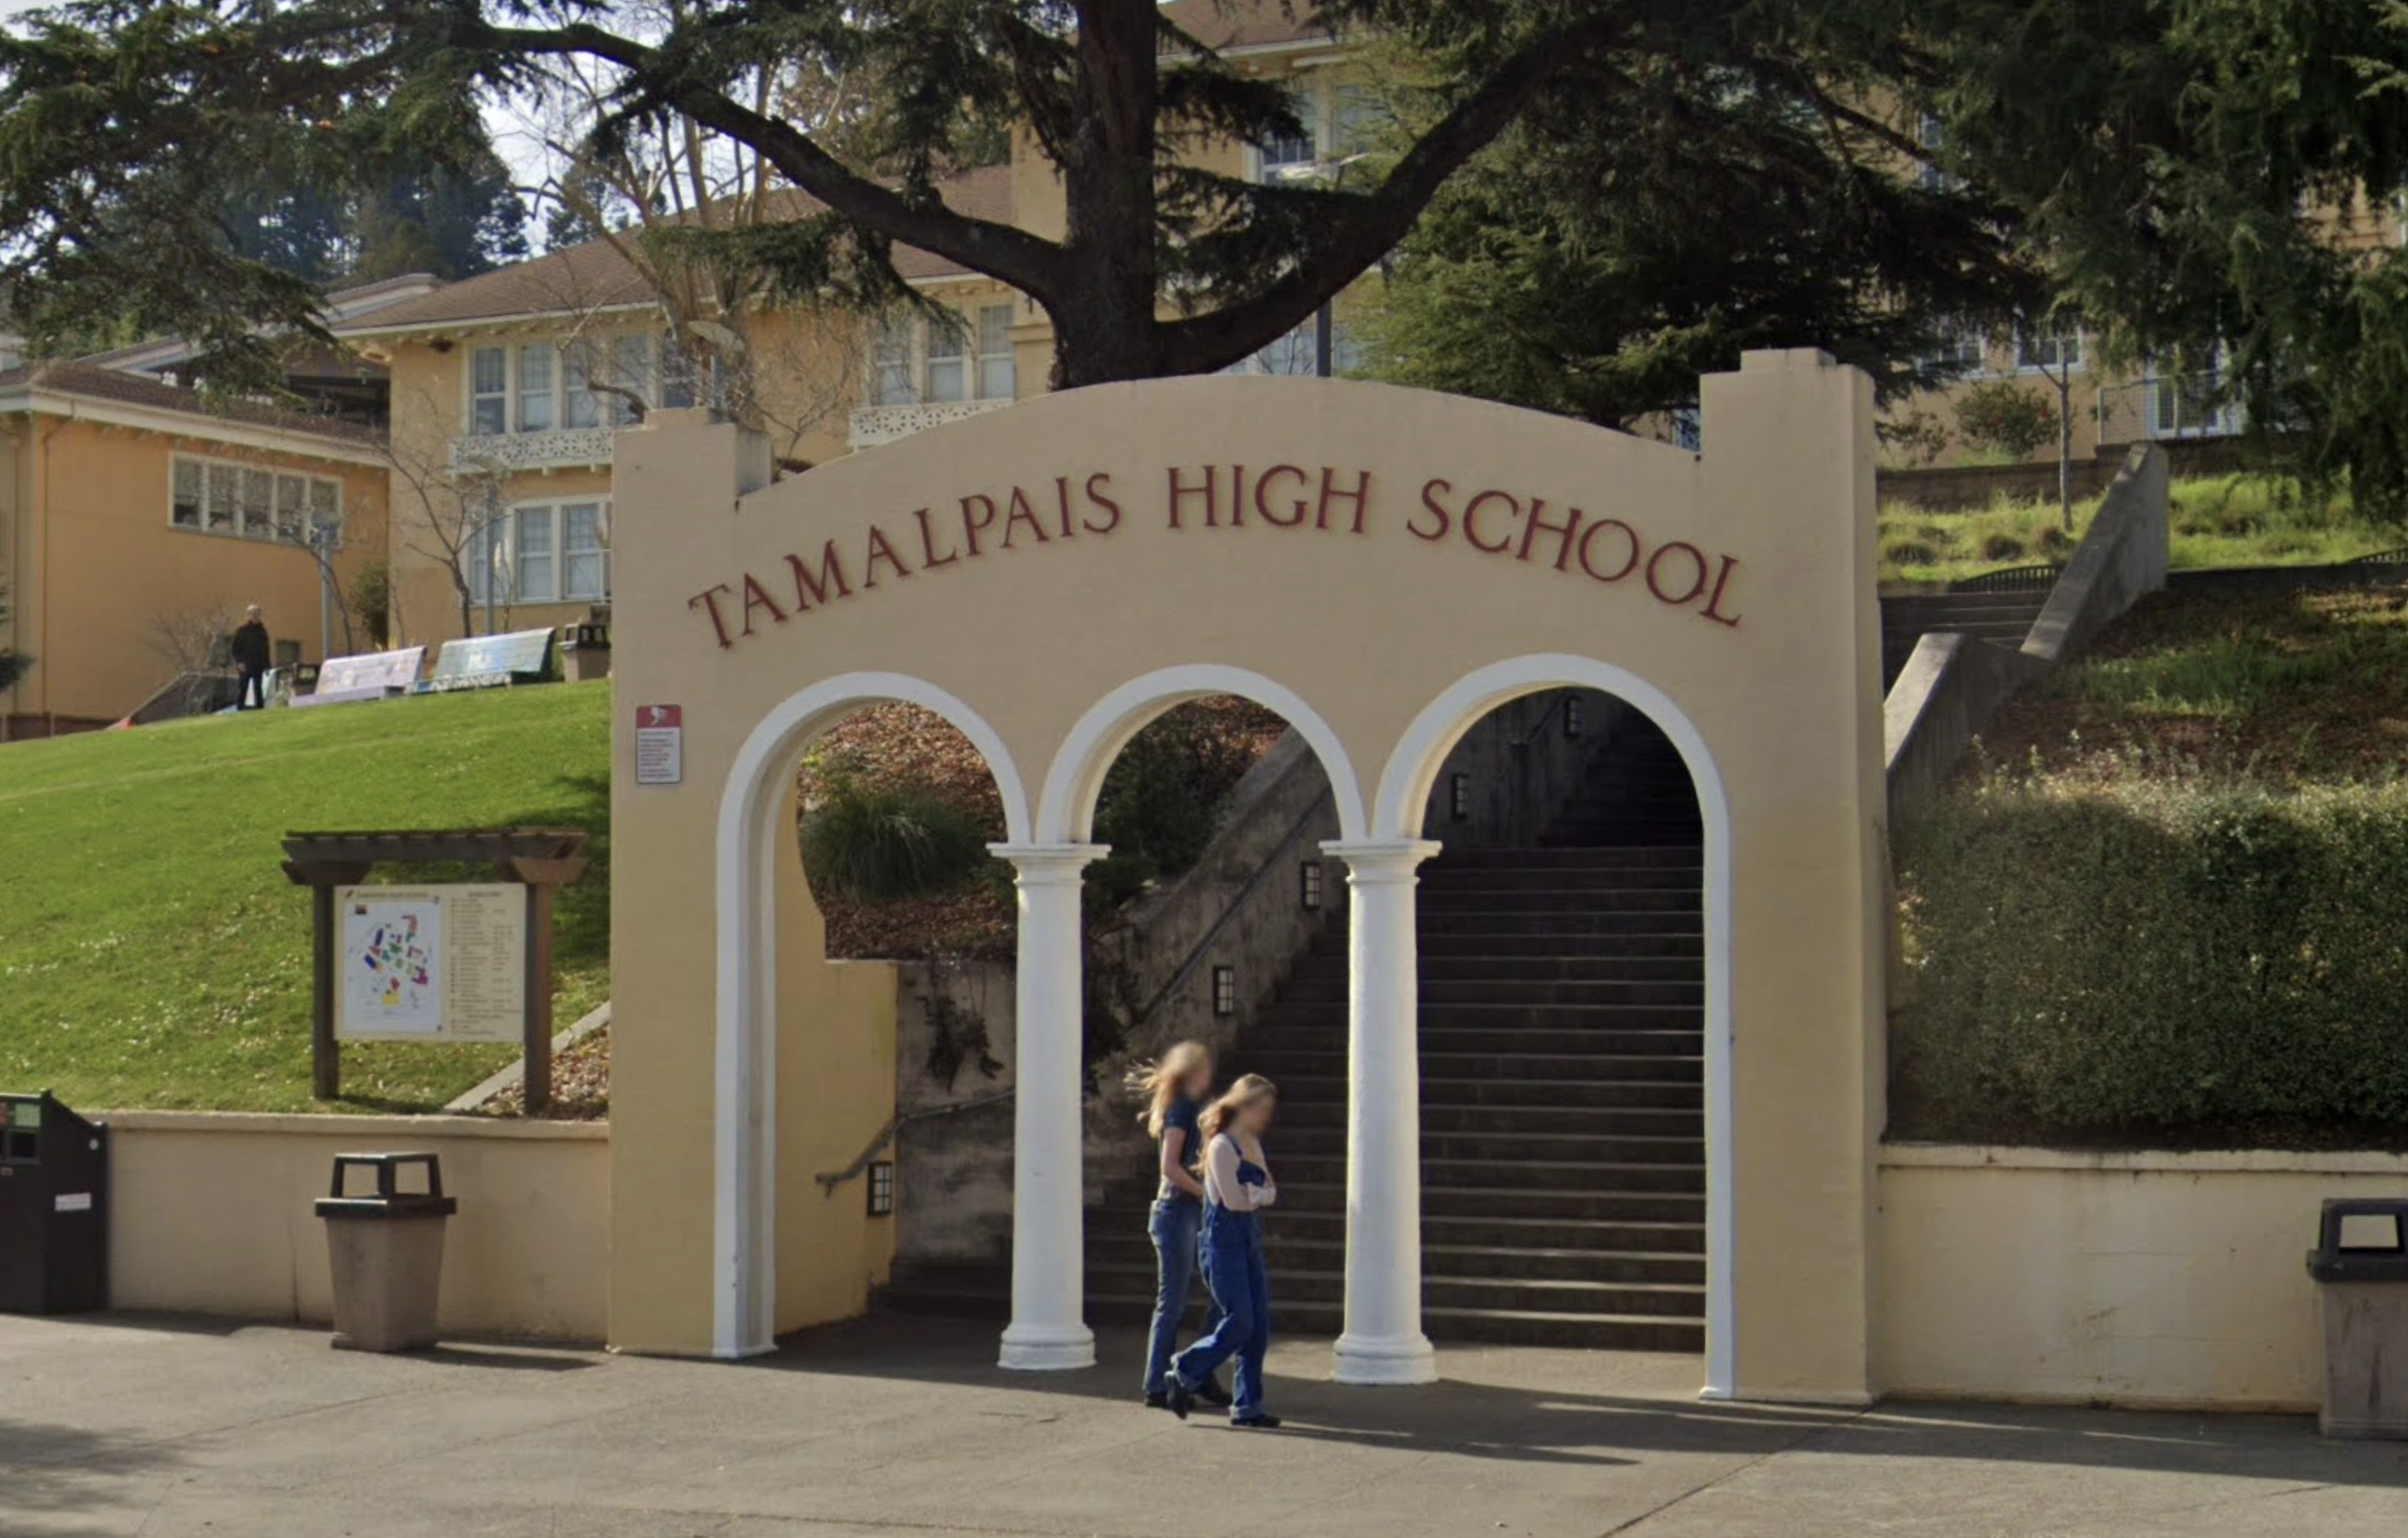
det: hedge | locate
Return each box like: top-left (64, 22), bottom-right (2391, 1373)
top-left (1892, 773), bottom-right (2408, 1148)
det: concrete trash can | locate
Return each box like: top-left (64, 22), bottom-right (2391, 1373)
top-left (2307, 1198), bottom-right (2408, 1438)
top-left (315, 1152), bottom-right (457, 1352)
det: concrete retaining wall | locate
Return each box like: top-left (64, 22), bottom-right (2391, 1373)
top-left (1879, 1145), bottom-right (2408, 1410)
top-left (101, 1112), bottom-right (609, 1342)
top-left (1883, 445), bottom-right (2167, 821)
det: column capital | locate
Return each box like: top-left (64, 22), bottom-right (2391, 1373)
top-left (1320, 839), bottom-right (1443, 883)
top-left (988, 843), bottom-right (1110, 885)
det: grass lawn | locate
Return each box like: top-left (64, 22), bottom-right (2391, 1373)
top-left (1879, 474), bottom-right (2400, 587)
top-left (0, 684), bottom-right (609, 1113)
top-left (1974, 583), bottom-right (2408, 783)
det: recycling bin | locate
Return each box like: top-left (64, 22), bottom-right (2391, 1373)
top-left (2307, 1198), bottom-right (2408, 1438)
top-left (315, 1152), bottom-right (456, 1352)
top-left (0, 1092), bottom-right (108, 1315)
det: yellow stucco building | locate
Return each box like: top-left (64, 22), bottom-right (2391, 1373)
top-left (0, 362), bottom-right (390, 739)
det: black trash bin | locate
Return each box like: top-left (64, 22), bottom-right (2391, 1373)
top-left (0, 1092), bottom-right (108, 1315)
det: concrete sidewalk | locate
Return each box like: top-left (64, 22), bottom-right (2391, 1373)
top-left (4, 1311), bottom-right (2406, 1536)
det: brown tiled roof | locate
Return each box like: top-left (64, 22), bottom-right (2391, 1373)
top-left (0, 360), bottom-right (384, 448)
top-left (1157, 0), bottom-right (1335, 52)
top-left (338, 163), bottom-right (1018, 336)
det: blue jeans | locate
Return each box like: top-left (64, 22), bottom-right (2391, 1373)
top-left (1170, 1208), bottom-right (1269, 1419)
top-left (1143, 1198), bottom-right (1212, 1396)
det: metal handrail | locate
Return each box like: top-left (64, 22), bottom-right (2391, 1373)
top-left (814, 1086), bottom-right (1017, 1195)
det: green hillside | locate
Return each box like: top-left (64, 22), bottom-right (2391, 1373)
top-left (0, 685), bottom-right (610, 1113)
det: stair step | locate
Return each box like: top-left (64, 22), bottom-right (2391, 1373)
top-left (1263, 1074), bottom-right (1702, 1110)
top-left (1405, 933), bottom-right (1705, 959)
top-left (1433, 848), bottom-right (1700, 870)
top-left (1267, 1158), bottom-right (1705, 1193)
top-left (1274, 1182), bottom-right (1706, 1221)
top-left (1421, 868), bottom-right (1703, 893)
top-left (1271, 1128), bottom-right (1704, 1163)
top-left (1244, 1049), bottom-right (1703, 1082)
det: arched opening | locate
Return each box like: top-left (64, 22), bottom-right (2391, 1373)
top-left (878, 667), bottom-right (1368, 1351)
top-left (712, 674), bottom-right (1031, 1358)
top-left (1379, 656), bottom-right (1735, 1398)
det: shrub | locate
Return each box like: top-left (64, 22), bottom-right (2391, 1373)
top-left (1894, 773), bottom-right (2408, 1147)
top-left (1954, 380), bottom-right (2059, 461)
top-left (348, 561), bottom-right (393, 649)
top-left (1879, 408), bottom-right (1953, 469)
top-left (1978, 530), bottom-right (2028, 562)
top-left (1088, 699), bottom-right (1280, 911)
top-left (1881, 535), bottom-right (1940, 569)
top-left (800, 758), bottom-right (990, 901)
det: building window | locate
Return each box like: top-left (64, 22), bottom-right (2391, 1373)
top-left (469, 335), bottom-right (681, 434)
top-left (1923, 326), bottom-right (1989, 379)
top-left (1260, 85), bottom-right (1319, 174)
top-left (472, 499), bottom-right (613, 606)
top-left (925, 319), bottom-right (968, 402)
top-left (870, 319), bottom-right (916, 407)
top-left (978, 304), bottom-right (1017, 401)
top-left (1226, 317), bottom-right (1356, 378)
top-left (2015, 325), bottom-right (2084, 374)
top-left (170, 454), bottom-right (342, 543)
top-left (869, 308), bottom-right (1020, 406)
top-left (470, 346), bottom-right (509, 434)
top-left (1915, 115), bottom-right (1963, 194)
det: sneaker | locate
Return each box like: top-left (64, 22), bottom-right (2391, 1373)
top-left (1194, 1378), bottom-right (1233, 1408)
top-left (1143, 1392), bottom-right (1170, 1410)
top-left (1231, 1413), bottom-right (1283, 1429)
top-left (1165, 1378), bottom-right (1195, 1422)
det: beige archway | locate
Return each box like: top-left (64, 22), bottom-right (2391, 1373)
top-left (606, 353), bottom-right (1889, 1402)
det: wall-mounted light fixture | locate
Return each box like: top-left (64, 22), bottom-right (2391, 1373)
top-left (1565, 696), bottom-right (1586, 739)
top-left (1212, 965), bottom-right (1238, 1017)
top-left (867, 1159), bottom-right (896, 1217)
top-left (1450, 773), bottom-right (1473, 822)
top-left (1300, 860), bottom-right (1324, 910)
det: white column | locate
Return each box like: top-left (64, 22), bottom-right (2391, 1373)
top-left (1323, 838), bottom-right (1443, 1385)
top-left (991, 842), bottom-right (1107, 1370)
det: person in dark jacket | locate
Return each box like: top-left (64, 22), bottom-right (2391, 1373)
top-left (231, 605), bottom-right (271, 711)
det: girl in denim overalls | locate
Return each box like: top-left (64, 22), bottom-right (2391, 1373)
top-left (1128, 1042), bottom-right (1229, 1410)
top-left (1165, 1074), bottom-right (1282, 1428)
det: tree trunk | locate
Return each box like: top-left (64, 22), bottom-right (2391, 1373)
top-left (1054, 0), bottom-right (1166, 391)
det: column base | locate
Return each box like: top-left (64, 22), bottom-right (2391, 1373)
top-left (1332, 1331), bottom-right (1439, 1386)
top-left (998, 1322), bottom-right (1096, 1372)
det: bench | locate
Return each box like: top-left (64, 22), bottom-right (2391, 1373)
top-left (410, 628), bottom-right (556, 695)
top-left (293, 646), bottom-right (428, 709)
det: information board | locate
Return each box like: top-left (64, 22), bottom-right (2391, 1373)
top-left (334, 884), bottom-right (527, 1043)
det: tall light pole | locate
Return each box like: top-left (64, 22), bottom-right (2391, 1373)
top-left (1271, 152), bottom-right (1372, 378)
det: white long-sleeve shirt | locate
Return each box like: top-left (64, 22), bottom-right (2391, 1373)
top-left (1203, 1131), bottom-right (1277, 1211)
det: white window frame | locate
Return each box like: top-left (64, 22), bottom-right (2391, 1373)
top-left (869, 308), bottom-right (1020, 406)
top-left (2015, 325), bottom-right (2086, 376)
top-left (469, 497), bottom-right (613, 606)
top-left (466, 334), bottom-right (672, 435)
top-left (169, 452), bottom-right (343, 544)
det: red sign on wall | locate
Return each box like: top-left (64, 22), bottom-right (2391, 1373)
top-left (636, 704), bottom-right (684, 786)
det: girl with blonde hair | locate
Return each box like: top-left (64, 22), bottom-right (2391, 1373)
top-left (1166, 1073), bottom-right (1282, 1428)
top-left (1125, 1041), bottom-right (1229, 1410)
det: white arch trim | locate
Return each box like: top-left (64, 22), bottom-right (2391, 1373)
top-left (712, 672), bottom-right (1034, 1358)
top-left (1036, 664), bottom-right (1368, 844)
top-left (1375, 654), bottom-right (1738, 1400)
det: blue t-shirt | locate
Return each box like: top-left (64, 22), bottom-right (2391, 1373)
top-left (1157, 1095), bottom-right (1204, 1202)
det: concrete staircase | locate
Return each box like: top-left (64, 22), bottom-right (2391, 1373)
top-left (883, 719), bottom-right (1708, 1353)
top-left (1880, 591), bottom-right (2051, 689)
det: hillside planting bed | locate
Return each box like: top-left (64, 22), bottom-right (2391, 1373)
top-left (1893, 584), bottom-right (2408, 1149)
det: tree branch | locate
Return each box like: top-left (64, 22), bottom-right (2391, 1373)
top-left (475, 20), bottom-right (1069, 298)
top-left (1159, 9), bottom-right (1651, 371)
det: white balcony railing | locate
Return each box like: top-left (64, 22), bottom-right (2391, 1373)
top-left (448, 426), bottom-right (618, 474)
top-left (849, 398), bottom-right (1010, 450)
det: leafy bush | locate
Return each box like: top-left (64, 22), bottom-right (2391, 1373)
top-left (1978, 530), bottom-right (2027, 561)
top-left (349, 560), bottom-right (392, 649)
top-left (1087, 699), bottom-right (1282, 911)
top-left (1894, 771), bottom-right (2408, 1147)
top-left (800, 757), bottom-right (990, 901)
top-left (1953, 380), bottom-right (2059, 461)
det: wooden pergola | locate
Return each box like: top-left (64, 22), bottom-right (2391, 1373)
top-left (281, 829), bottom-right (591, 1112)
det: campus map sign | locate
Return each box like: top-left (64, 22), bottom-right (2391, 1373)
top-left (333, 884), bottom-right (526, 1043)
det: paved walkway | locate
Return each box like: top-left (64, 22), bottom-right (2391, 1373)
top-left (5, 1312), bottom-right (2406, 1536)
